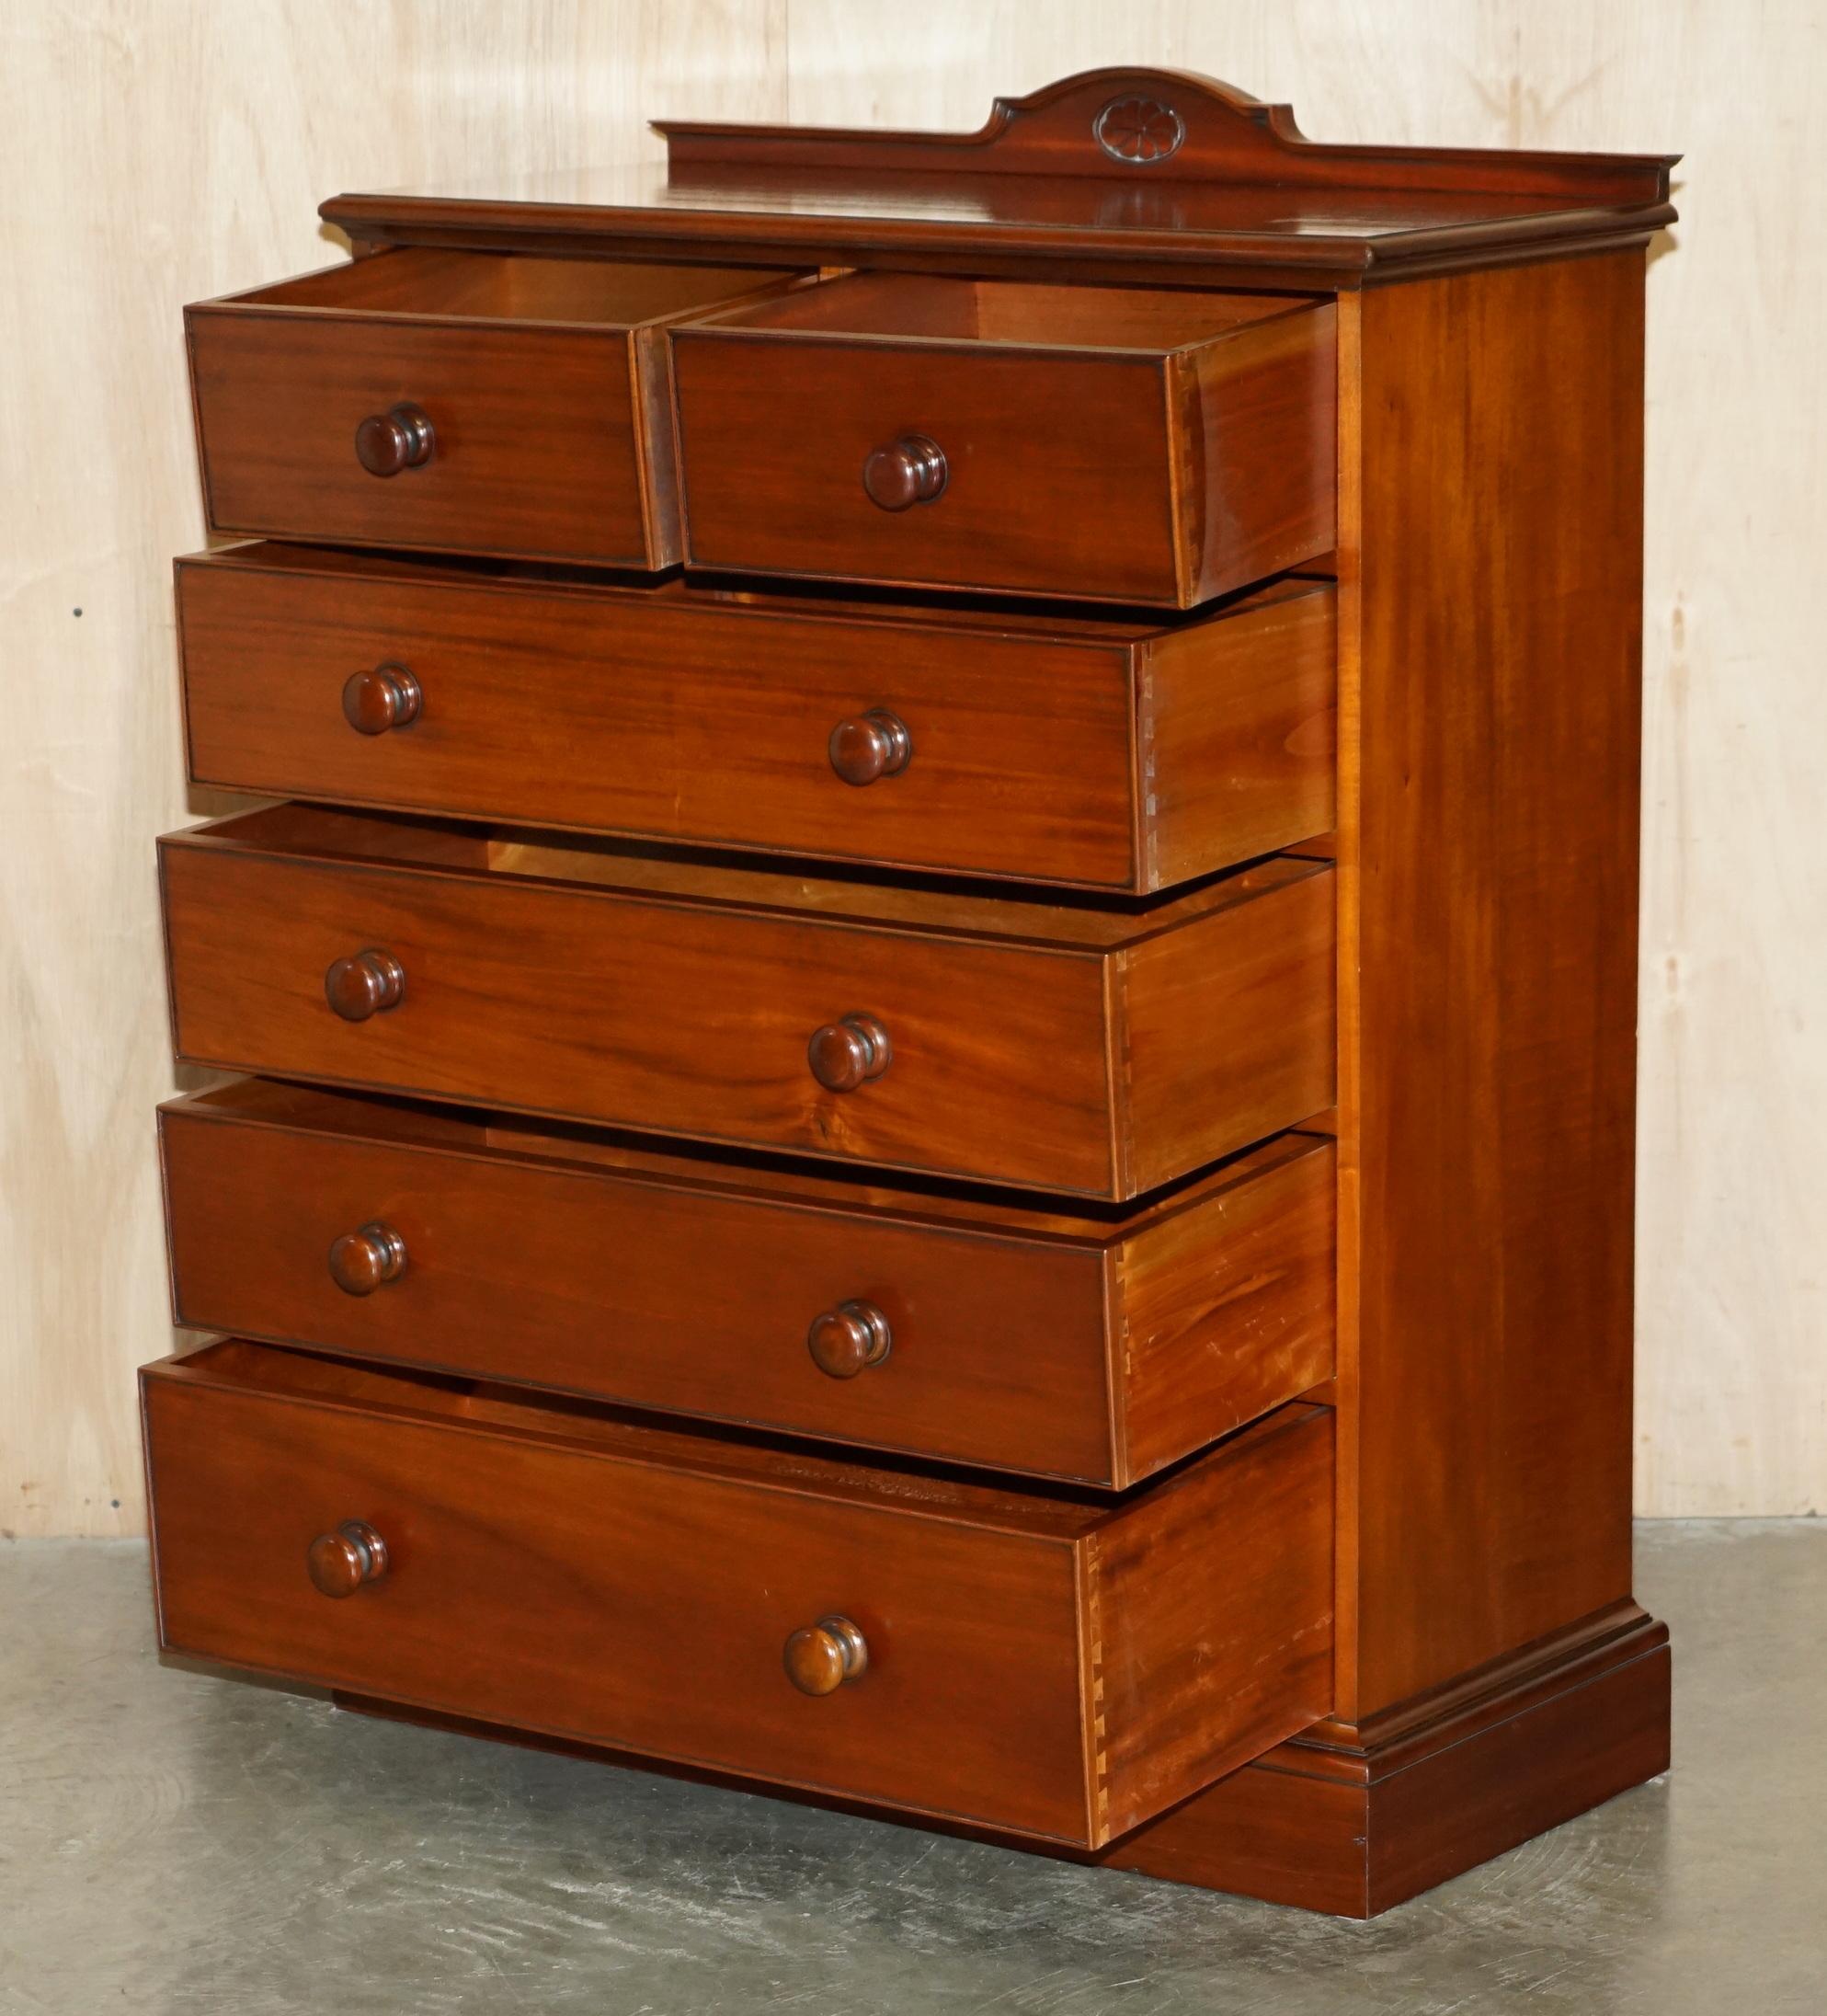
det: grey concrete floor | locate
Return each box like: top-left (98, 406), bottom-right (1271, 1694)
top-left (1, 1524), bottom-right (1821, 2014)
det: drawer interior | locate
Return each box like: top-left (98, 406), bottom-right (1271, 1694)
top-left (695, 269), bottom-right (1315, 353)
top-left (154, 1335), bottom-right (1128, 1520)
top-left (176, 801), bottom-right (1323, 946)
top-left (171, 1075), bottom-right (1330, 1237)
top-left (230, 246), bottom-right (805, 328)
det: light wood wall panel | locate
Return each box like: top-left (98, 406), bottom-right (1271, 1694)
top-left (4, 2), bottom-right (1820, 1529)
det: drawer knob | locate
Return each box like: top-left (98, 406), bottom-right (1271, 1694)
top-left (306, 1519), bottom-right (389, 1598)
top-left (807, 1013), bottom-right (892, 1093)
top-left (328, 1221), bottom-right (408, 1297)
top-left (325, 948), bottom-right (406, 1022)
top-left (828, 709), bottom-right (912, 786)
top-left (783, 1615), bottom-right (869, 1696)
top-left (342, 663), bottom-right (422, 736)
top-left (355, 402), bottom-right (436, 477)
top-left (862, 434), bottom-right (947, 512)
top-left (807, 1300), bottom-right (892, 1380)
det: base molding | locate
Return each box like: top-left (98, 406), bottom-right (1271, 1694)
top-left (1101, 1600), bottom-right (1671, 1915)
top-left (332, 1600), bottom-right (1669, 1920)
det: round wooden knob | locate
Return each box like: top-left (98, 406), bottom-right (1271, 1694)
top-left (807, 1013), bottom-right (892, 1092)
top-left (862, 434), bottom-right (947, 511)
top-left (783, 1615), bottom-right (868, 1695)
top-left (327, 1221), bottom-right (407, 1297)
top-left (306, 1519), bottom-right (388, 1598)
top-left (354, 402), bottom-right (435, 476)
top-left (807, 1300), bottom-right (892, 1379)
top-left (325, 948), bottom-right (405, 1022)
top-left (828, 710), bottom-right (912, 786)
top-left (342, 663), bottom-right (422, 735)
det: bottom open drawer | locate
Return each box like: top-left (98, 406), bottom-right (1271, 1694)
top-left (143, 1340), bottom-right (1333, 1848)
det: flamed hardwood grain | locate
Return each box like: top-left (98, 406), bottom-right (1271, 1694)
top-left (1113, 1148), bottom-right (1336, 1484)
top-left (156, 806), bottom-right (1335, 1197)
top-left (672, 275), bottom-right (1335, 605)
top-left (187, 248), bottom-right (802, 568)
top-left (1116, 872), bottom-right (1337, 1197)
top-left (143, 1338), bottom-right (1334, 1849)
top-left (161, 1080), bottom-right (1335, 1485)
top-left (176, 544), bottom-right (1336, 892)
top-left (1345, 253), bottom-right (1646, 1715)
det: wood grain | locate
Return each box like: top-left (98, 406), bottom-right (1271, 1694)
top-left (188, 252), bottom-right (800, 567)
top-left (1103, 1602), bottom-right (1671, 1914)
top-left (159, 1079), bottom-right (1334, 1486)
top-left (1347, 254), bottom-right (1644, 1714)
top-left (673, 279), bottom-right (1335, 604)
top-left (176, 544), bottom-right (1336, 891)
top-left (326, 1592), bottom-right (1666, 1919)
top-left (157, 806), bottom-right (1335, 1197)
top-left (143, 1337), bottom-right (1334, 1849)
top-left (329, 64), bottom-right (1672, 287)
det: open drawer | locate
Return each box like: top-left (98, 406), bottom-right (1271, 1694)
top-left (672, 271), bottom-right (1337, 606)
top-left (143, 1338), bottom-right (1335, 1847)
top-left (156, 805), bottom-right (1337, 1199)
top-left (161, 1079), bottom-right (1336, 1488)
top-left (187, 248), bottom-right (805, 567)
top-left (175, 544), bottom-right (1338, 895)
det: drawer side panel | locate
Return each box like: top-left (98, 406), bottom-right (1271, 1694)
top-left (1114, 1137), bottom-right (1337, 1486)
top-left (1118, 865), bottom-right (1338, 1192)
top-left (1090, 1404), bottom-right (1335, 1842)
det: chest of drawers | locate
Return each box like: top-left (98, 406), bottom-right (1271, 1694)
top-left (143, 68), bottom-right (1674, 1918)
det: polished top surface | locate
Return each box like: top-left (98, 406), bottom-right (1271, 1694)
top-left (322, 69), bottom-right (1678, 282)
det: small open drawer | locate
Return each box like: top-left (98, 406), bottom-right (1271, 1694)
top-left (187, 248), bottom-right (805, 567)
top-left (672, 272), bottom-right (1336, 606)
top-left (143, 1337), bottom-right (1334, 1847)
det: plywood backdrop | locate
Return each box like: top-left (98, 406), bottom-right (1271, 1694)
top-left (2, 2), bottom-right (1819, 1532)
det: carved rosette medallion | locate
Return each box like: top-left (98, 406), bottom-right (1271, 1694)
top-left (1092, 95), bottom-right (1185, 165)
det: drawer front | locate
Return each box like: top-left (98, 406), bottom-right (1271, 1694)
top-left (143, 1342), bottom-right (1337, 1845)
top-left (161, 1084), bottom-right (1337, 1486)
top-left (143, 1352), bottom-right (1090, 1840)
top-left (161, 1099), bottom-right (1119, 1483)
top-left (676, 334), bottom-right (1183, 601)
top-left (188, 311), bottom-right (655, 566)
top-left (159, 841), bottom-right (1116, 1193)
top-left (177, 553), bottom-right (1141, 889)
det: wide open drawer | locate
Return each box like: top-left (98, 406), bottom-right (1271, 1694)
top-left (176, 543), bottom-right (1336, 894)
top-left (157, 805), bottom-right (1337, 1199)
top-left (161, 1079), bottom-right (1335, 1487)
top-left (143, 1338), bottom-right (1335, 1847)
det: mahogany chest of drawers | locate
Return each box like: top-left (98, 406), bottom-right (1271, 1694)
top-left (144, 69), bottom-right (1675, 1917)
